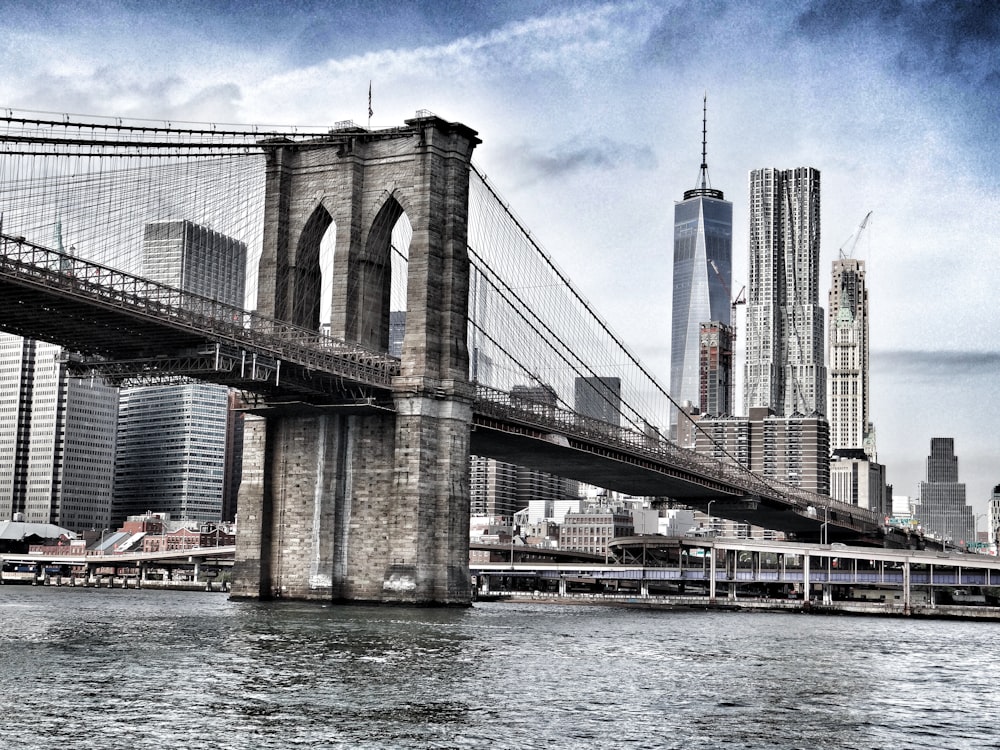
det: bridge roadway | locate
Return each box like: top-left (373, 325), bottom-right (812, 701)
top-left (0, 235), bottom-right (891, 543)
top-left (472, 538), bottom-right (1000, 615)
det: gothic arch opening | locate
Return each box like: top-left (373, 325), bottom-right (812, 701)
top-left (292, 204), bottom-right (334, 331)
top-left (342, 196), bottom-right (410, 353)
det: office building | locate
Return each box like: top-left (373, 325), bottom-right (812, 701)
top-left (142, 220), bottom-right (247, 307)
top-left (560, 507), bottom-right (634, 556)
top-left (691, 407), bottom-right (829, 496)
top-left (915, 438), bottom-right (974, 546)
top-left (699, 321), bottom-right (734, 415)
top-left (114, 383), bottom-right (231, 524)
top-left (574, 376), bottom-right (622, 425)
top-left (670, 99), bottom-right (732, 430)
top-left (989, 485), bottom-right (1000, 546)
top-left (829, 458), bottom-right (887, 515)
top-left (389, 310), bottom-right (406, 357)
top-left (744, 167), bottom-right (826, 417)
top-left (0, 334), bottom-right (118, 533)
top-left (114, 221), bottom-right (247, 524)
top-left (469, 456), bottom-right (518, 518)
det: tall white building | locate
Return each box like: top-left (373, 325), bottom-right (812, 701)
top-left (744, 167), bottom-right (826, 417)
top-left (113, 221), bottom-right (247, 525)
top-left (0, 334), bottom-right (118, 533)
top-left (827, 256), bottom-right (872, 455)
top-left (826, 253), bottom-right (886, 514)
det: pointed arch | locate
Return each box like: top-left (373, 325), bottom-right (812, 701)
top-left (340, 194), bottom-right (404, 351)
top-left (288, 203), bottom-right (333, 331)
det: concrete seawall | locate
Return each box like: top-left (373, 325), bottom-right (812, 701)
top-left (501, 592), bottom-right (1000, 621)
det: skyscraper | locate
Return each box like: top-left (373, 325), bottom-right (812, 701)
top-left (0, 334), bottom-right (118, 533)
top-left (698, 321), bottom-right (734, 415)
top-left (574, 376), bottom-right (622, 425)
top-left (671, 98), bottom-right (732, 428)
top-left (915, 437), bottom-right (974, 546)
top-left (826, 250), bottom-right (886, 514)
top-left (114, 383), bottom-right (232, 523)
top-left (142, 220), bottom-right (246, 307)
top-left (744, 167), bottom-right (826, 417)
top-left (828, 256), bottom-right (872, 455)
top-left (113, 221), bottom-right (247, 524)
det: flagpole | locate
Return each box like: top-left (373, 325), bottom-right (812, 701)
top-left (368, 81), bottom-right (372, 129)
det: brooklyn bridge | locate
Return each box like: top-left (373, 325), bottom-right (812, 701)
top-left (0, 111), bottom-right (902, 604)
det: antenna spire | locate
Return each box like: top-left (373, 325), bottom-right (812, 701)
top-left (683, 93), bottom-right (724, 200)
top-left (700, 92), bottom-right (708, 189)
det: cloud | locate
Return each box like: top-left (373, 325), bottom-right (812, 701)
top-left (794, 0), bottom-right (1000, 89)
top-left (643, 0), bottom-right (732, 66)
top-left (874, 349), bottom-right (1000, 377)
top-left (509, 136), bottom-right (657, 183)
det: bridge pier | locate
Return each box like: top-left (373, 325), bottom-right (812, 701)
top-left (231, 114), bottom-right (479, 606)
top-left (232, 389), bottom-right (473, 604)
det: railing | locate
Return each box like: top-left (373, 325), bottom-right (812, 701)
top-left (1, 234), bottom-right (883, 533)
top-left (473, 384), bottom-right (882, 532)
top-left (0, 233), bottom-right (401, 389)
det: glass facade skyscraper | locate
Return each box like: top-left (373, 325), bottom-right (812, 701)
top-left (670, 101), bottom-right (732, 429)
top-left (0, 334), bottom-right (118, 533)
top-left (744, 167), bottom-right (826, 417)
top-left (142, 220), bottom-right (247, 307)
top-left (114, 383), bottom-right (230, 523)
top-left (113, 221), bottom-right (247, 524)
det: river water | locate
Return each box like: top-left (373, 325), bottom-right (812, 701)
top-left (1, 586), bottom-right (997, 749)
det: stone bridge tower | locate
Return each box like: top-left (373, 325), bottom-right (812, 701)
top-left (231, 113), bottom-right (480, 605)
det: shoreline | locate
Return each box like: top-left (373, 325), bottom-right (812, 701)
top-left (494, 592), bottom-right (1000, 621)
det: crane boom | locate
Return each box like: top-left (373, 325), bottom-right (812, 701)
top-left (838, 210), bottom-right (872, 259)
top-left (708, 260), bottom-right (745, 338)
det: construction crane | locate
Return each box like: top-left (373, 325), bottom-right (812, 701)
top-left (709, 260), bottom-right (746, 338)
top-left (838, 210), bottom-right (872, 259)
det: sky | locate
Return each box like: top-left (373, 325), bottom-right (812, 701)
top-left (2, 0), bottom-right (998, 517)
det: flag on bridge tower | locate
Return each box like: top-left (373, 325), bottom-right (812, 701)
top-left (368, 81), bottom-right (373, 123)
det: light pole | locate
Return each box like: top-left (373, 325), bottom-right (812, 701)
top-left (706, 500), bottom-right (715, 536)
top-left (821, 506), bottom-right (829, 546)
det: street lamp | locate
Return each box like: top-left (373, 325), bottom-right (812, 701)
top-left (821, 506), bottom-right (829, 546)
top-left (706, 500), bottom-right (715, 535)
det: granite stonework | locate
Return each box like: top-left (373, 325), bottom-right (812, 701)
top-left (231, 115), bottom-right (479, 605)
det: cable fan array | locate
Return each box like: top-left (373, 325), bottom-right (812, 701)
top-left (0, 109), bottom-right (677, 437)
top-left (467, 167), bottom-right (677, 438)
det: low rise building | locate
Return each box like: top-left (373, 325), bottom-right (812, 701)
top-left (560, 508), bottom-right (634, 556)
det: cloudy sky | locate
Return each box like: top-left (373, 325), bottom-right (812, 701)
top-left (2, 0), bottom-right (998, 517)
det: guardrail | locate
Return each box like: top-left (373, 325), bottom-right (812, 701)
top-left (473, 384), bottom-right (882, 532)
top-left (0, 233), bottom-right (400, 389)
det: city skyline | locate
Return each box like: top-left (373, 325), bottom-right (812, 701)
top-left (1, 1), bottom-right (998, 511)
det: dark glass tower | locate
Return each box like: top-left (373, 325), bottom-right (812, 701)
top-left (671, 97), bottom-right (732, 429)
top-left (916, 437), bottom-right (975, 546)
